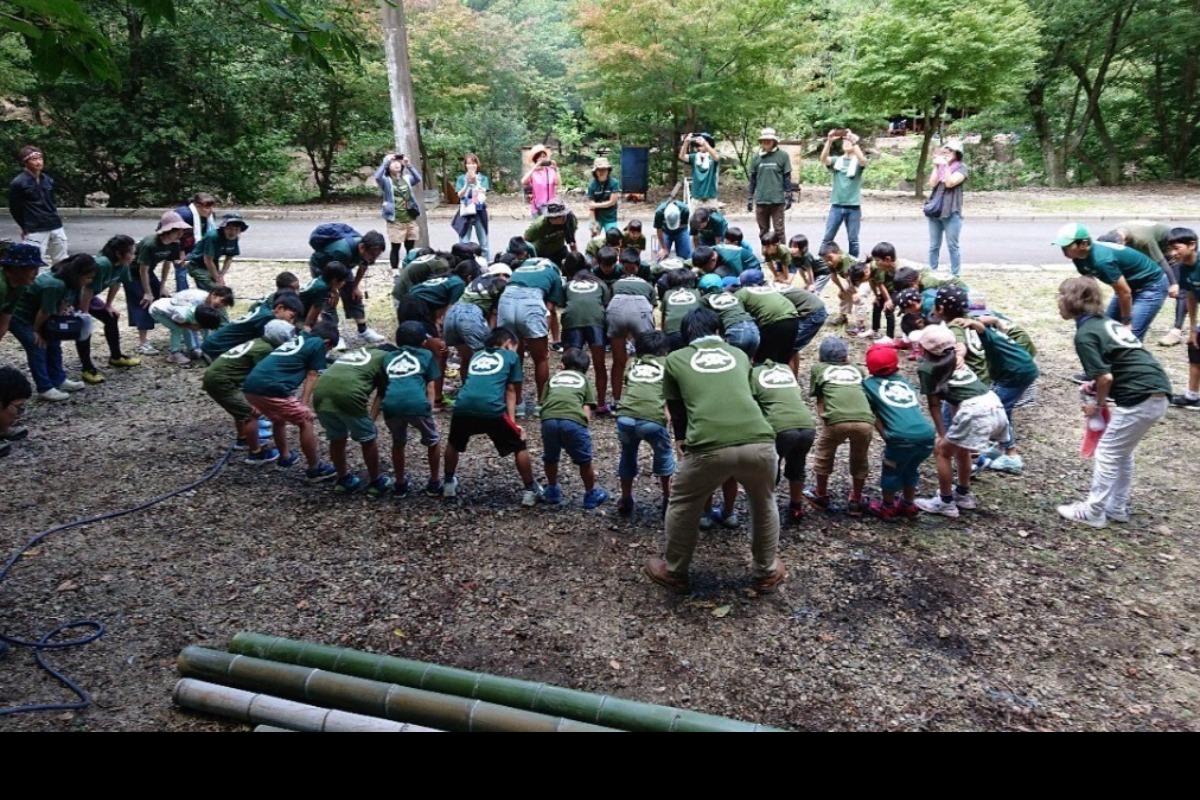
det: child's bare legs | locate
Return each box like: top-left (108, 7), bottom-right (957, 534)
top-left (620, 478), bottom-right (635, 502)
top-left (298, 419), bottom-right (320, 468)
top-left (426, 443), bottom-right (441, 482)
top-left (578, 461), bottom-right (595, 492)
top-left (425, 337), bottom-right (448, 405)
top-left (721, 478), bottom-right (737, 513)
top-left (526, 337), bottom-right (550, 401)
top-left (954, 446), bottom-right (972, 493)
top-left (789, 479), bottom-right (804, 506)
top-left (548, 307), bottom-right (560, 346)
top-left (902, 484), bottom-right (917, 503)
top-left (659, 475), bottom-right (671, 501)
top-left (330, 437), bottom-right (349, 478)
top-left (851, 476), bottom-right (865, 503)
top-left (514, 450), bottom-right (535, 485)
top-left (239, 418), bottom-right (260, 451)
top-left (455, 346), bottom-right (473, 388)
top-left (444, 445), bottom-right (460, 480)
top-left (545, 459), bottom-right (559, 487)
top-left (814, 472), bottom-right (830, 497)
top-left (272, 421), bottom-right (289, 460)
top-left (392, 443), bottom-right (407, 483)
top-left (610, 335), bottom-right (628, 402)
top-left (934, 438), bottom-right (954, 495)
top-left (362, 439), bottom-right (380, 482)
top-left (589, 344), bottom-right (607, 405)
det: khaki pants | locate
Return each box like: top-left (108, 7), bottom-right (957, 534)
top-left (811, 421), bottom-right (874, 480)
top-left (755, 203), bottom-right (786, 241)
top-left (665, 441), bottom-right (780, 576)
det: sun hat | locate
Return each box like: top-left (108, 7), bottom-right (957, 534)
top-left (943, 138), bottom-right (965, 156)
top-left (865, 343), bottom-right (899, 376)
top-left (155, 210), bottom-right (190, 235)
top-left (592, 157), bottom-right (612, 173)
top-left (542, 202), bottom-right (569, 219)
top-left (910, 323), bottom-right (956, 356)
top-left (0, 242), bottom-right (46, 269)
top-left (217, 212), bottom-right (249, 231)
top-left (486, 263), bottom-right (513, 278)
top-left (530, 144), bottom-right (551, 162)
top-left (758, 128), bottom-right (779, 142)
top-left (1053, 222), bottom-right (1091, 247)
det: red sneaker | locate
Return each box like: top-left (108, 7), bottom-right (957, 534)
top-left (896, 500), bottom-right (921, 519)
top-left (787, 502), bottom-right (806, 524)
top-left (867, 499), bottom-right (898, 521)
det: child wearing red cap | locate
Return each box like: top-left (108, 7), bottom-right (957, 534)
top-left (861, 343), bottom-right (935, 520)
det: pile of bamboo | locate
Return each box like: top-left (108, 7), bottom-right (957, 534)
top-left (173, 632), bottom-right (781, 732)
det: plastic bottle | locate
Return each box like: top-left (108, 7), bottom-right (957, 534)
top-left (1079, 387), bottom-right (1108, 458)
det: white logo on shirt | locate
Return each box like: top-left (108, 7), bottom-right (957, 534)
top-left (744, 286), bottom-right (778, 296)
top-left (334, 348), bottom-right (372, 367)
top-left (470, 351), bottom-right (506, 376)
top-left (821, 365), bottom-right (862, 386)
top-left (387, 351), bottom-right (422, 378)
top-left (220, 341), bottom-right (255, 360)
top-left (667, 290), bottom-right (698, 306)
top-left (878, 379), bottom-right (918, 408)
top-left (568, 280), bottom-right (600, 294)
top-left (1104, 319), bottom-right (1143, 349)
top-left (517, 258), bottom-right (555, 273)
top-left (629, 361), bottom-right (664, 384)
top-left (758, 366), bottom-right (798, 389)
top-left (690, 347), bottom-right (737, 374)
top-left (420, 276), bottom-right (448, 287)
top-left (707, 293), bottom-right (738, 310)
top-left (550, 371), bottom-right (586, 389)
top-left (271, 335), bottom-right (304, 357)
top-left (231, 311), bottom-right (258, 324)
top-left (964, 328), bottom-right (985, 356)
top-left (948, 367), bottom-right (980, 386)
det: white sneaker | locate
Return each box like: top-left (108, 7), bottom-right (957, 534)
top-left (856, 328), bottom-right (877, 339)
top-left (915, 496), bottom-right (960, 518)
top-left (953, 492), bottom-right (978, 510)
top-left (1057, 501), bottom-right (1107, 528)
top-left (333, 338), bottom-right (349, 352)
top-left (137, 342), bottom-right (160, 355)
top-left (165, 352), bottom-right (191, 365)
top-left (442, 476), bottom-right (459, 498)
top-left (1158, 328), bottom-right (1183, 347)
top-left (57, 379), bottom-right (85, 392)
top-left (358, 327), bottom-right (387, 346)
top-left (38, 388), bottom-right (70, 402)
top-left (521, 483), bottom-right (544, 507)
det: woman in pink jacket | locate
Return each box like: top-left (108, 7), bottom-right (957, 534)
top-left (521, 145), bottom-right (560, 218)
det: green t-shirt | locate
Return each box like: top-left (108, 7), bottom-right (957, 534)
top-left (242, 333), bottom-right (328, 398)
top-left (862, 374), bottom-right (934, 445)
top-left (1004, 321), bottom-right (1036, 357)
top-left (409, 275), bottom-right (466, 309)
top-left (612, 275), bottom-right (657, 307)
top-left (701, 291), bottom-right (754, 328)
top-left (916, 268), bottom-right (965, 291)
top-left (1073, 315), bottom-right (1172, 407)
top-left (562, 276), bottom-right (610, 329)
top-left (586, 176), bottom-right (621, 228)
top-left (202, 305), bottom-right (276, 359)
top-left (11, 271), bottom-right (67, 324)
top-left (981, 326), bottom-right (1039, 387)
top-left (299, 276), bottom-right (333, 315)
top-left (777, 284), bottom-right (825, 317)
top-left (869, 262), bottom-right (896, 294)
top-left (459, 274), bottom-right (506, 314)
top-left (714, 243), bottom-right (758, 276)
top-left (310, 237), bottom-right (367, 277)
top-left (454, 347), bottom-right (523, 417)
top-left (0, 271), bottom-right (28, 316)
top-left (510, 258), bottom-right (566, 306)
top-left (136, 234), bottom-right (180, 269)
top-left (619, 355), bottom-right (668, 426)
top-left (392, 254), bottom-right (450, 301)
top-left (751, 362), bottom-right (816, 433)
top-left (750, 148), bottom-right (792, 204)
top-left (826, 254), bottom-right (855, 278)
top-left (952, 324), bottom-right (990, 384)
top-left (694, 211), bottom-right (728, 246)
top-left (313, 346), bottom-right (391, 417)
top-left (828, 156), bottom-right (866, 206)
top-left (761, 247), bottom-right (791, 276)
top-left (663, 336), bottom-right (774, 453)
top-left (91, 255), bottom-right (132, 295)
top-left (688, 152), bottom-right (719, 200)
top-left (524, 214), bottom-right (577, 256)
top-left (918, 361), bottom-right (990, 405)
top-left (539, 369), bottom-right (596, 426)
top-left (187, 228), bottom-right (240, 281)
top-left (809, 361), bottom-right (875, 425)
top-left (735, 285), bottom-right (798, 326)
top-left (1073, 241), bottom-right (1165, 293)
top-left (1179, 258), bottom-right (1200, 298)
top-left (203, 337), bottom-right (274, 390)
top-left (381, 346), bottom-right (441, 418)
top-left (662, 287), bottom-right (702, 334)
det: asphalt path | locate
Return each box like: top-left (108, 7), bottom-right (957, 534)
top-left (6, 212), bottom-right (1198, 266)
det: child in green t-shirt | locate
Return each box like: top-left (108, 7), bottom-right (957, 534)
top-left (381, 321), bottom-right (444, 497)
top-left (539, 347), bottom-right (608, 509)
top-left (614, 330), bottom-right (674, 518)
top-left (623, 220), bottom-right (646, 254)
top-left (805, 336), bottom-right (876, 516)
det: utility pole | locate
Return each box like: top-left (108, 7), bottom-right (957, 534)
top-left (380, 0), bottom-right (429, 246)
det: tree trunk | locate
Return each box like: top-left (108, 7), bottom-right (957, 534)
top-left (1027, 83), bottom-right (1066, 187)
top-left (381, 0), bottom-right (429, 246)
top-left (914, 100), bottom-right (944, 200)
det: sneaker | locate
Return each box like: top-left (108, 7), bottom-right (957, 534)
top-left (442, 476), bottom-right (459, 498)
top-left (333, 339), bottom-right (348, 352)
top-left (915, 496), bottom-right (960, 518)
top-left (981, 444), bottom-right (1003, 461)
top-left (711, 507), bottom-right (739, 528)
top-left (583, 487), bottom-right (610, 510)
top-left (244, 447), bottom-right (280, 466)
top-left (424, 478), bottom-right (443, 496)
top-left (137, 342), bottom-right (160, 355)
top-left (618, 496), bottom-right (635, 517)
top-left (846, 498), bottom-right (866, 517)
top-left (366, 475), bottom-right (394, 497)
top-left (803, 487), bottom-right (832, 511)
top-left (57, 379), bottom-right (85, 392)
top-left (1105, 505), bottom-right (1131, 524)
top-left (521, 483), bottom-right (544, 507)
top-left (550, 341), bottom-right (564, 353)
top-left (896, 500), bottom-right (921, 519)
top-left (109, 355), bottom-right (142, 368)
top-left (787, 502), bottom-right (806, 525)
top-left (542, 484), bottom-right (563, 505)
top-left (233, 438), bottom-right (249, 451)
top-left (699, 514), bottom-right (715, 531)
top-left (38, 388), bottom-right (70, 402)
top-left (953, 492), bottom-right (978, 511)
top-left (1159, 327), bottom-right (1184, 347)
top-left (394, 477), bottom-right (411, 498)
top-left (1057, 501), bottom-right (1107, 528)
top-left (165, 352), bottom-right (191, 365)
top-left (357, 327), bottom-right (387, 346)
top-left (333, 473), bottom-right (364, 493)
top-left (306, 462), bottom-right (338, 483)
top-left (595, 403), bottom-right (612, 417)
top-left (189, 348), bottom-right (205, 361)
top-left (1069, 371), bottom-right (1089, 385)
top-left (988, 454), bottom-right (1025, 474)
top-left (81, 369), bottom-right (106, 384)
top-left (276, 452), bottom-right (300, 469)
top-left (867, 499), bottom-right (898, 521)
top-left (856, 328), bottom-right (878, 339)
top-left (1170, 394), bottom-right (1200, 411)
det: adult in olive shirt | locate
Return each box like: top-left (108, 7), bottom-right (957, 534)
top-left (523, 202), bottom-right (579, 270)
top-left (746, 128), bottom-right (794, 241)
top-left (1098, 221), bottom-right (1185, 346)
top-left (585, 157), bottom-right (620, 231)
top-left (1055, 222), bottom-right (1171, 342)
top-left (645, 307), bottom-right (785, 595)
top-left (1056, 276), bottom-right (1171, 528)
top-left (818, 129), bottom-right (868, 258)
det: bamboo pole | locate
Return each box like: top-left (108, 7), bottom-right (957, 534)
top-left (178, 647), bottom-right (616, 733)
top-left (173, 678), bottom-right (440, 733)
top-left (254, 725), bottom-right (295, 732)
top-left (229, 632), bottom-right (781, 732)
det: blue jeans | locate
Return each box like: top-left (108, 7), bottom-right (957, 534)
top-left (174, 263), bottom-right (190, 292)
top-left (616, 416), bottom-right (675, 479)
top-left (724, 320), bottom-right (759, 359)
top-left (794, 307), bottom-right (828, 351)
top-left (928, 212), bottom-right (963, 276)
top-left (821, 205), bottom-right (861, 258)
top-left (1105, 271), bottom-right (1169, 342)
top-left (458, 210), bottom-right (490, 259)
top-left (9, 316), bottom-right (65, 392)
top-left (992, 379), bottom-right (1035, 451)
top-left (659, 228), bottom-right (693, 259)
top-left (541, 418), bottom-right (593, 465)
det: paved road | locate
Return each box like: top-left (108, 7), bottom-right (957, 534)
top-left (6, 213), bottom-right (1198, 266)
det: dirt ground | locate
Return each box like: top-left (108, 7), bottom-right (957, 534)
top-left (1, 260), bottom-right (1197, 731)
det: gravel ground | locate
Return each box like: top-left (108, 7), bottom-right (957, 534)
top-left (1, 260), bottom-right (1197, 731)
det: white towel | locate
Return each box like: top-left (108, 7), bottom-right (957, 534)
top-left (188, 203), bottom-right (205, 244)
top-left (834, 155), bottom-right (858, 179)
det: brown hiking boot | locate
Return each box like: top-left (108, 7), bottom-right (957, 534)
top-left (644, 557), bottom-right (689, 593)
top-left (752, 559), bottom-right (787, 594)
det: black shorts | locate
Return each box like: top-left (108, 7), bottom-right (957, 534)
top-left (775, 427), bottom-right (815, 481)
top-left (448, 413), bottom-right (526, 456)
top-left (755, 317), bottom-right (800, 364)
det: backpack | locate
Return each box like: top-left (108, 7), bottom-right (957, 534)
top-left (308, 222), bottom-right (360, 252)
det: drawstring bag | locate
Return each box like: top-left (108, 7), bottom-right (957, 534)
top-left (923, 184), bottom-right (945, 218)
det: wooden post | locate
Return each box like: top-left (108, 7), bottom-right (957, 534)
top-left (380, 0), bottom-right (430, 246)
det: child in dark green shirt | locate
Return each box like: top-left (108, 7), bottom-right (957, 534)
top-left (539, 347), bottom-right (608, 509)
top-left (861, 343), bottom-right (935, 520)
top-left (806, 336), bottom-right (875, 516)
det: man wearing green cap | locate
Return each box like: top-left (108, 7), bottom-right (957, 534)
top-left (1055, 221), bottom-right (1172, 342)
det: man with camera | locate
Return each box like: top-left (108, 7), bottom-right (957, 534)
top-left (819, 128), bottom-right (869, 259)
top-left (678, 132), bottom-right (720, 208)
top-left (747, 128), bottom-right (793, 241)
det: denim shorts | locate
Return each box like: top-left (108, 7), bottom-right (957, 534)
top-left (724, 320), bottom-right (760, 360)
top-left (385, 414), bottom-right (440, 446)
top-left (498, 285), bottom-right (549, 340)
top-left (317, 410), bottom-right (378, 443)
top-left (562, 325), bottom-right (606, 349)
top-left (444, 303), bottom-right (489, 351)
top-left (606, 294), bottom-right (654, 339)
top-left (615, 416), bottom-right (675, 478)
top-left (541, 417), bottom-right (593, 465)
top-left (881, 439), bottom-right (934, 493)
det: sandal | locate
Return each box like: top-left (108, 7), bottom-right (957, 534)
top-left (803, 487), bottom-right (831, 510)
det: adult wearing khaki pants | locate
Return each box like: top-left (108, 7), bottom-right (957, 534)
top-left (746, 128), bottom-right (794, 241)
top-left (645, 307), bottom-right (787, 594)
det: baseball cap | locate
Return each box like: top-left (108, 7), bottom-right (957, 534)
top-left (486, 263), bottom-right (512, 278)
top-left (865, 343), bottom-right (899, 376)
top-left (1053, 222), bottom-right (1091, 247)
top-left (911, 323), bottom-right (956, 356)
top-left (818, 336), bottom-right (848, 363)
top-left (263, 320), bottom-right (296, 345)
top-left (738, 269), bottom-right (765, 287)
top-left (698, 274), bottom-right (723, 292)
